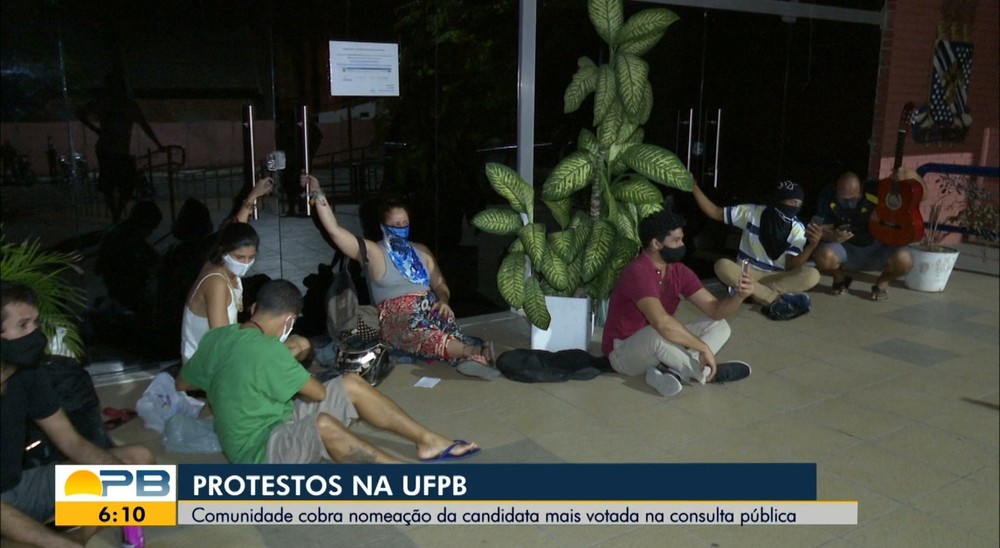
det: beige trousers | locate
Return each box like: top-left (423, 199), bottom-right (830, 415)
top-left (715, 258), bottom-right (819, 306)
top-left (609, 319), bottom-right (731, 383)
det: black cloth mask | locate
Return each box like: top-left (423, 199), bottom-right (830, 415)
top-left (775, 204), bottom-right (800, 219)
top-left (759, 206), bottom-right (794, 260)
top-left (839, 198), bottom-right (861, 209)
top-left (659, 245), bottom-right (686, 263)
top-left (1, 329), bottom-right (48, 368)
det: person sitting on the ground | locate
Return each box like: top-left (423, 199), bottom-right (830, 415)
top-left (180, 221), bottom-right (258, 362)
top-left (692, 180), bottom-right (822, 320)
top-left (95, 200), bottom-right (163, 320)
top-left (602, 205), bottom-right (754, 397)
top-left (178, 179), bottom-right (309, 363)
top-left (812, 170), bottom-right (915, 301)
top-left (1, 281), bottom-right (154, 548)
top-left (177, 279), bottom-right (481, 464)
top-left (301, 173), bottom-right (496, 378)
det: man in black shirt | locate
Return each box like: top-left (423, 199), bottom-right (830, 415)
top-left (1, 282), bottom-right (154, 547)
top-left (813, 171), bottom-right (915, 301)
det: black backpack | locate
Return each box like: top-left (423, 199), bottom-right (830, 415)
top-left (495, 349), bottom-right (612, 383)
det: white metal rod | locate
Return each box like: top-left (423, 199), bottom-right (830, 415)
top-left (686, 109), bottom-right (694, 169)
top-left (713, 108), bottom-right (722, 188)
top-left (302, 105), bottom-right (310, 217)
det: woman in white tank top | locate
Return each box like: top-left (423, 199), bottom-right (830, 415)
top-left (180, 222), bottom-right (259, 362)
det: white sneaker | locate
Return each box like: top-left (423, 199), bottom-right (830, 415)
top-left (645, 366), bottom-right (683, 397)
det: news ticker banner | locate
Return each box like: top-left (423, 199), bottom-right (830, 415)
top-left (56, 463), bottom-right (857, 526)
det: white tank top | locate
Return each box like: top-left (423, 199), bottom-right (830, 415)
top-left (180, 272), bottom-right (241, 362)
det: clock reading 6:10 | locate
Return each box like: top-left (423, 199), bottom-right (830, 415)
top-left (98, 506), bottom-right (146, 523)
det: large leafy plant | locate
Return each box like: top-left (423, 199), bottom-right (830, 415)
top-left (1, 231), bottom-right (87, 358)
top-left (472, 0), bottom-right (693, 329)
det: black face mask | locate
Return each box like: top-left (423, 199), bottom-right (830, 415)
top-left (839, 197), bottom-right (861, 209)
top-left (759, 206), bottom-right (794, 260)
top-left (1, 329), bottom-right (48, 368)
top-left (659, 245), bottom-right (686, 263)
top-left (775, 204), bottom-right (800, 219)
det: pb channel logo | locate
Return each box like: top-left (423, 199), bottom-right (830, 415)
top-left (55, 465), bottom-right (177, 526)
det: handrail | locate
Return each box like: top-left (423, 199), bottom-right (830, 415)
top-left (141, 145), bottom-right (187, 221)
top-left (916, 163), bottom-right (999, 178)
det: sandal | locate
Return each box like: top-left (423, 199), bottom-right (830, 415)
top-left (102, 407), bottom-right (137, 430)
top-left (870, 285), bottom-right (888, 301)
top-left (831, 276), bottom-right (853, 296)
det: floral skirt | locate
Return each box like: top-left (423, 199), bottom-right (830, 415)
top-left (377, 291), bottom-right (483, 364)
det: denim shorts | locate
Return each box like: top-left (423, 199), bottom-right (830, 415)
top-left (819, 241), bottom-right (897, 272)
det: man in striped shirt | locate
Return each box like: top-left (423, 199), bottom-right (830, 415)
top-left (693, 180), bottom-right (822, 320)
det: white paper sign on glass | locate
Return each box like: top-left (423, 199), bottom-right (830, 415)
top-left (329, 41), bottom-right (400, 97)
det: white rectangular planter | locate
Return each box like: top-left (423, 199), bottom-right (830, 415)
top-left (530, 295), bottom-right (593, 351)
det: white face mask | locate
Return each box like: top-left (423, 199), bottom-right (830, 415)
top-left (279, 316), bottom-right (295, 343)
top-left (222, 254), bottom-right (255, 278)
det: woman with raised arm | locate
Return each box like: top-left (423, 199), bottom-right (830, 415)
top-left (301, 173), bottom-right (496, 378)
top-left (180, 222), bottom-right (259, 362)
top-left (179, 178), bottom-right (311, 363)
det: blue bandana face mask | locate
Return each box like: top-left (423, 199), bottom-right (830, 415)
top-left (382, 224), bottom-right (411, 241)
top-left (381, 224), bottom-right (430, 285)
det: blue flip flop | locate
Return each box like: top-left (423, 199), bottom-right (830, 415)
top-left (420, 440), bottom-right (481, 462)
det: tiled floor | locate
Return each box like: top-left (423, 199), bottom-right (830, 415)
top-left (7, 208), bottom-right (999, 547)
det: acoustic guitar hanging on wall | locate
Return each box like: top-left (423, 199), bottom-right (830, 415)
top-left (870, 102), bottom-right (925, 247)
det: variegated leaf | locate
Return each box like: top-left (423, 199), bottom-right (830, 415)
top-left (615, 53), bottom-right (648, 118)
top-left (593, 65), bottom-right (615, 126)
top-left (564, 63), bottom-right (598, 114)
top-left (597, 103), bottom-right (622, 149)
top-left (578, 129), bottom-right (599, 156)
top-left (569, 216), bottom-right (592, 259)
top-left (547, 231), bottom-right (575, 263)
top-left (544, 197), bottom-right (573, 229)
top-left (616, 119), bottom-right (639, 145)
top-left (540, 253), bottom-right (571, 292)
top-left (519, 223), bottom-right (547, 266)
top-left (614, 203), bottom-right (640, 244)
top-left (634, 80), bottom-right (654, 125)
top-left (588, 0), bottom-right (624, 46)
top-left (485, 162), bottom-right (534, 215)
top-left (497, 252), bottom-right (527, 309)
top-left (542, 151), bottom-right (593, 201)
top-left (522, 278), bottom-right (552, 330)
top-left (636, 202), bottom-right (664, 221)
top-left (612, 176), bottom-right (663, 204)
top-left (620, 144), bottom-right (695, 191)
top-left (582, 219), bottom-right (615, 282)
top-left (616, 8), bottom-right (678, 56)
top-left (470, 208), bottom-right (524, 235)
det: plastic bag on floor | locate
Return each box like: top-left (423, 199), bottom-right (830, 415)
top-left (135, 372), bottom-right (205, 433)
top-left (162, 414), bottom-right (222, 453)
